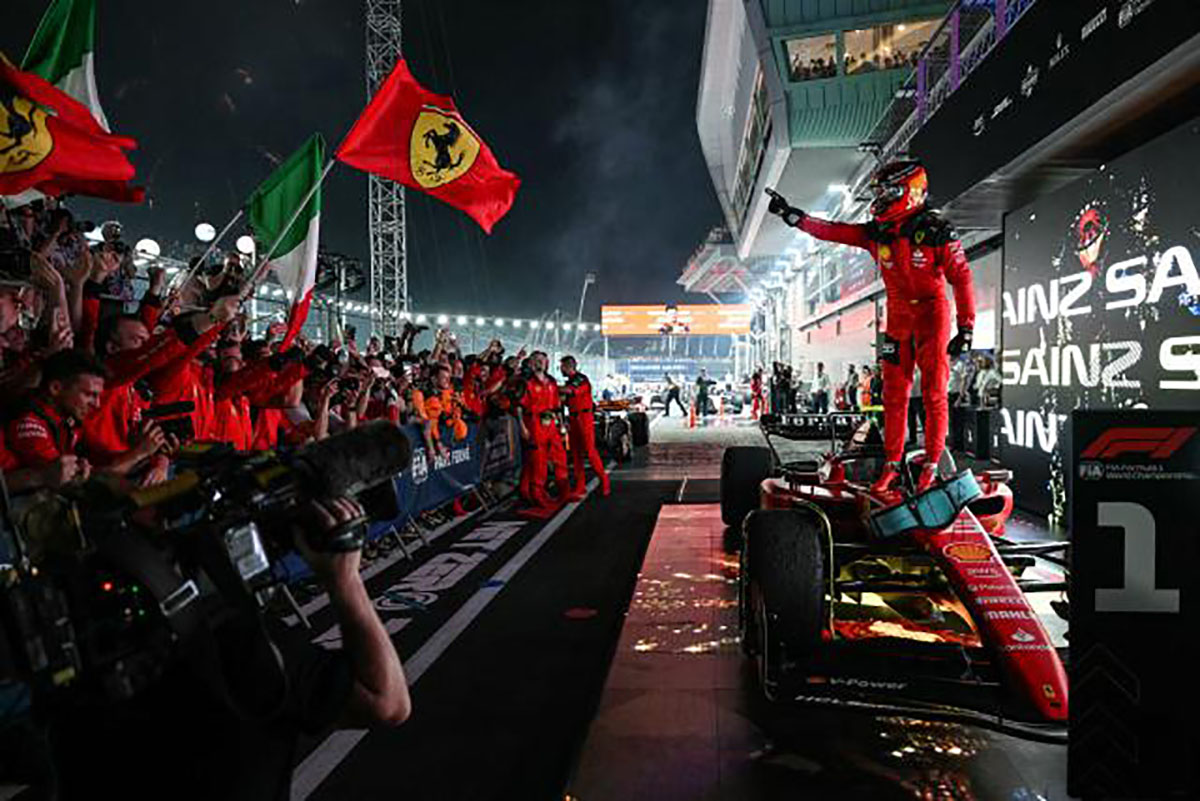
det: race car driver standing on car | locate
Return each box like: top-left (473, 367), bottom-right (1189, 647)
top-left (766, 160), bottom-right (975, 493)
top-left (559, 355), bottom-right (610, 499)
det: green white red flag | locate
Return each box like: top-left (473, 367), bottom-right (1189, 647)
top-left (247, 134), bottom-right (324, 349)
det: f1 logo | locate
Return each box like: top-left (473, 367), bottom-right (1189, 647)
top-left (1081, 427), bottom-right (1196, 460)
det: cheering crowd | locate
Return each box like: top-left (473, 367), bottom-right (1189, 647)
top-left (0, 198), bottom-right (609, 511)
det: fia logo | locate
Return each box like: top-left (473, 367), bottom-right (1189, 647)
top-left (1079, 461), bottom-right (1104, 481)
top-left (412, 448), bottom-right (429, 484)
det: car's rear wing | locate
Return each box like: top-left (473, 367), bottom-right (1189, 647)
top-left (761, 412), bottom-right (873, 449)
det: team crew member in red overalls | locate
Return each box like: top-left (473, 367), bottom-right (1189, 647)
top-left (559, 355), bottom-right (610, 499)
top-left (766, 160), bottom-right (976, 493)
top-left (750, 368), bottom-right (766, 419)
top-left (519, 351), bottom-right (569, 509)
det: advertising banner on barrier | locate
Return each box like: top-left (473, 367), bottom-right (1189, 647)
top-left (999, 118), bottom-right (1200, 517)
top-left (1069, 410), bottom-right (1199, 799)
top-left (392, 422), bottom-right (480, 519)
top-left (479, 416), bottom-right (521, 481)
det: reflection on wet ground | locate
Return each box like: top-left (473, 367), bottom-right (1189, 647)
top-left (570, 418), bottom-right (1068, 801)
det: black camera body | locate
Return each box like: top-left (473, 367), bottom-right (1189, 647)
top-left (0, 423), bottom-right (410, 706)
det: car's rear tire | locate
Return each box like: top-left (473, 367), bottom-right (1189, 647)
top-left (740, 508), bottom-right (828, 700)
top-left (720, 446), bottom-right (772, 527)
top-left (628, 411), bottom-right (650, 447)
top-left (605, 417), bottom-right (633, 463)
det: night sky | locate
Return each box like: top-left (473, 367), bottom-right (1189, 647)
top-left (3, 0), bottom-right (724, 319)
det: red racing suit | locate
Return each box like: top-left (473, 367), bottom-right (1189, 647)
top-left (790, 210), bottom-right (975, 464)
top-left (560, 372), bottom-right (608, 494)
top-left (520, 374), bottom-right (568, 506)
top-left (7, 400), bottom-right (79, 468)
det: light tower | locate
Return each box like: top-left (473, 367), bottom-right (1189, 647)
top-left (366, 0), bottom-right (408, 335)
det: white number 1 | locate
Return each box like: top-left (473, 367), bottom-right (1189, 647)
top-left (1095, 502), bottom-right (1180, 613)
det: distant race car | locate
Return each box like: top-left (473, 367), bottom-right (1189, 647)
top-left (721, 413), bottom-right (1069, 742)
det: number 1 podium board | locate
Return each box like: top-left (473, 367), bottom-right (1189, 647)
top-left (1069, 411), bottom-right (1199, 800)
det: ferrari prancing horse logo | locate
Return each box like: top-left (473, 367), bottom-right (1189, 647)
top-left (410, 106), bottom-right (480, 189)
top-left (0, 89), bottom-right (53, 175)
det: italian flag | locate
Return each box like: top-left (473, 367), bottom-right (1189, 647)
top-left (247, 134), bottom-right (325, 349)
top-left (22, 0), bottom-right (109, 131)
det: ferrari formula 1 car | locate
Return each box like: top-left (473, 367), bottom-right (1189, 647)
top-left (721, 413), bottom-right (1069, 742)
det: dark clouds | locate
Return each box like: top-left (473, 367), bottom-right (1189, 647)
top-left (2, 0), bottom-right (721, 318)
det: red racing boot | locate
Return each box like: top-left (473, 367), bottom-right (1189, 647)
top-left (915, 462), bottom-right (939, 493)
top-left (871, 461), bottom-right (903, 497)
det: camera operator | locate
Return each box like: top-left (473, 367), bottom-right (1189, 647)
top-left (46, 495), bottom-right (411, 801)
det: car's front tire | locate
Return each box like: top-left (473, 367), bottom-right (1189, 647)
top-left (740, 508), bottom-right (828, 700)
top-left (720, 446), bottom-right (772, 528)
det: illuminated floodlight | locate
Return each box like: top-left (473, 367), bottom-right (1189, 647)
top-left (513, 320), bottom-right (523, 328)
top-left (546, 322), bottom-right (556, 330)
top-left (134, 238), bottom-right (161, 258)
top-left (399, 311), bottom-right (410, 320)
top-left (456, 315), bottom-right (467, 326)
top-left (529, 321), bottom-right (539, 330)
top-left (562, 323), bottom-right (572, 331)
top-left (416, 314), bottom-right (428, 324)
top-left (475, 317), bottom-right (485, 326)
top-left (194, 222), bottom-right (217, 243)
top-left (437, 314), bottom-right (449, 325)
top-left (235, 235), bottom-right (256, 255)
top-left (494, 318), bottom-right (505, 327)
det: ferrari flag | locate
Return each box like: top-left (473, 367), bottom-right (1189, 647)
top-left (248, 133), bottom-right (324, 349)
top-left (336, 59), bottom-right (520, 234)
top-left (0, 54), bottom-right (140, 201)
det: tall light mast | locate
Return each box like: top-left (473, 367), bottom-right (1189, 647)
top-left (366, 0), bottom-right (408, 335)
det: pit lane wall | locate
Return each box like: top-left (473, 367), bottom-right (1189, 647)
top-left (275, 418), bottom-right (521, 582)
top-left (999, 117), bottom-right (1200, 519)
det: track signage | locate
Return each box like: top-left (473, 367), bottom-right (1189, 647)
top-left (1069, 410), bottom-right (1200, 799)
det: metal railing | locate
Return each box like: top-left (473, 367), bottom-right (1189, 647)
top-left (847, 0), bottom-right (1040, 203)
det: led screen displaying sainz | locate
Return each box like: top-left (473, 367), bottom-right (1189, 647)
top-left (1000, 119), bottom-right (1200, 518)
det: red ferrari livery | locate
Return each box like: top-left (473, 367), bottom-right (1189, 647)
top-left (721, 413), bottom-right (1069, 742)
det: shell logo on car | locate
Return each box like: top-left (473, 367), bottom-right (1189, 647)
top-left (943, 542), bottom-right (992, 563)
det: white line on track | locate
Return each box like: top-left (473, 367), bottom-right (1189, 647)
top-left (284, 501), bottom-right (501, 625)
top-left (291, 477), bottom-right (598, 800)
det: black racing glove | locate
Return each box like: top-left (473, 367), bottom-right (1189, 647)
top-left (765, 189), bottom-right (806, 228)
top-left (947, 327), bottom-right (973, 358)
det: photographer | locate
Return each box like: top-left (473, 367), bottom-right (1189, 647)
top-left (46, 495), bottom-right (411, 801)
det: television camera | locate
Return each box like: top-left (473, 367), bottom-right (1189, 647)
top-left (0, 422), bottom-right (411, 713)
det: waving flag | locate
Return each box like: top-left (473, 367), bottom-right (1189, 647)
top-left (336, 59), bottom-right (520, 233)
top-left (22, 0), bottom-right (109, 131)
top-left (0, 54), bottom-right (141, 202)
top-left (248, 134), bottom-right (324, 349)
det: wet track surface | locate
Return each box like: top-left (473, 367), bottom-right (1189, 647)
top-left (286, 413), bottom-right (1067, 800)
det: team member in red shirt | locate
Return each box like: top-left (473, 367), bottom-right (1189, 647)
top-left (767, 160), bottom-right (975, 493)
top-left (7, 350), bottom-right (105, 469)
top-left (559, 355), bottom-right (610, 499)
top-left (519, 351), bottom-right (568, 509)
